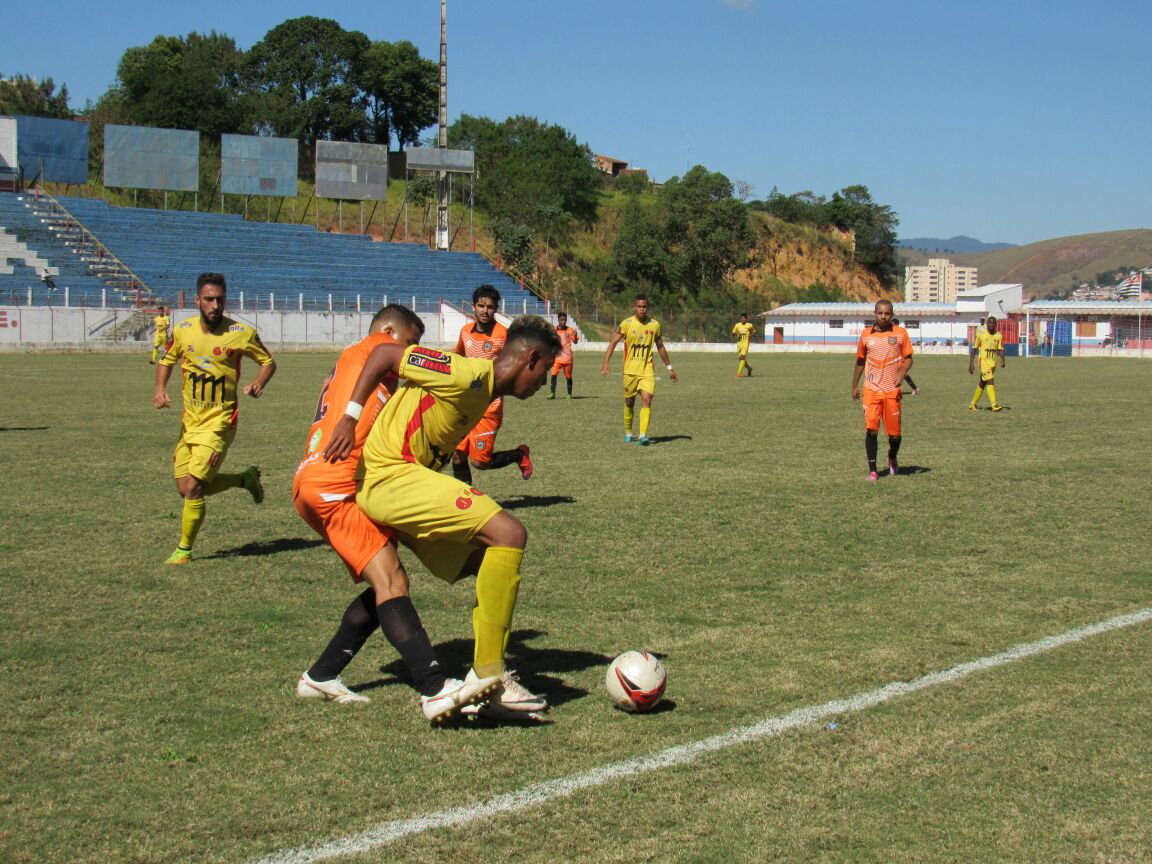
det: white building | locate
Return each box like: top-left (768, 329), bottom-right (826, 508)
top-left (904, 258), bottom-right (979, 303)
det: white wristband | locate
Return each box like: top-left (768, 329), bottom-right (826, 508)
top-left (666, 365), bottom-right (673, 371)
top-left (344, 401), bottom-right (364, 421)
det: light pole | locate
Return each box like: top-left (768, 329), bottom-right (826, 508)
top-left (436, 0), bottom-right (450, 250)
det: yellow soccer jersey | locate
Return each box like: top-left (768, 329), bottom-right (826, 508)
top-left (362, 346), bottom-right (495, 473)
top-left (618, 316), bottom-right (662, 377)
top-left (154, 314), bottom-right (170, 337)
top-left (160, 316), bottom-right (274, 432)
top-left (974, 330), bottom-right (1003, 368)
top-left (732, 321), bottom-right (755, 351)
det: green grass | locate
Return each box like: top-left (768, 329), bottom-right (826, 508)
top-left (1, 351), bottom-right (1150, 863)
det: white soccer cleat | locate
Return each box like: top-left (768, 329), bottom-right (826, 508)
top-left (421, 674), bottom-right (502, 724)
top-left (461, 667), bottom-right (548, 719)
top-left (296, 671), bottom-right (369, 704)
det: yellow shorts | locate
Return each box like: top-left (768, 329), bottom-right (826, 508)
top-left (173, 426), bottom-right (235, 482)
top-left (623, 371), bottom-right (656, 399)
top-left (357, 462), bottom-right (501, 583)
top-left (979, 364), bottom-right (997, 383)
top-left (153, 334), bottom-right (167, 349)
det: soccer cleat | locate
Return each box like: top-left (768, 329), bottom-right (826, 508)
top-left (420, 674), bottom-right (502, 724)
top-left (242, 466), bottom-right (264, 504)
top-left (991, 405), bottom-right (1004, 412)
top-left (636, 435), bottom-right (650, 446)
top-left (516, 444), bottom-right (533, 480)
top-left (967, 404), bottom-right (979, 411)
top-left (296, 671), bottom-right (369, 704)
top-left (546, 392), bottom-right (555, 400)
top-left (461, 668), bottom-right (548, 718)
top-left (165, 546), bottom-right (192, 565)
top-left (867, 471), bottom-right (879, 482)
top-left (624, 433), bottom-right (633, 443)
top-left (888, 459), bottom-right (898, 477)
top-left (565, 393), bottom-right (573, 399)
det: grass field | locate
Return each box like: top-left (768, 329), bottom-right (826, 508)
top-left (2, 350), bottom-right (1150, 864)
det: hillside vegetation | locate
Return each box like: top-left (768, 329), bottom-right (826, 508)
top-left (900, 229), bottom-right (1152, 299)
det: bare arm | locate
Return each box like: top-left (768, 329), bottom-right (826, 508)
top-left (851, 358), bottom-right (865, 400)
top-left (896, 355), bottom-right (913, 388)
top-left (153, 362), bottom-right (174, 409)
top-left (654, 336), bottom-right (678, 383)
top-left (322, 343), bottom-right (407, 462)
top-left (601, 332), bottom-right (624, 375)
top-left (243, 359), bottom-right (277, 398)
top-left (968, 345), bottom-right (977, 374)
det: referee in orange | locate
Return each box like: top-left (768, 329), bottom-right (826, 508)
top-left (851, 300), bottom-right (913, 480)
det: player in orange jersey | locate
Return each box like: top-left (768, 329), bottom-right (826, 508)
top-left (292, 304), bottom-right (500, 723)
top-left (851, 300), bottom-right (913, 480)
top-left (546, 311), bottom-right (580, 399)
top-left (451, 284), bottom-right (533, 484)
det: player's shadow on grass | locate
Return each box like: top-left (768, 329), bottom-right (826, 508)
top-left (0, 426), bottom-right (50, 432)
top-left (499, 494), bottom-right (576, 510)
top-left (646, 434), bottom-right (692, 445)
top-left (202, 537), bottom-right (326, 559)
top-left (365, 628), bottom-right (604, 710)
top-left (893, 466), bottom-right (931, 475)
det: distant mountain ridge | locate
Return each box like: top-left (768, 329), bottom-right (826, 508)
top-left (899, 235), bottom-right (1017, 253)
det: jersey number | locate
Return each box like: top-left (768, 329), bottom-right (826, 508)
top-left (312, 370), bottom-right (335, 423)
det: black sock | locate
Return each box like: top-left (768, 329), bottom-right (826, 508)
top-left (486, 449), bottom-right (522, 470)
top-left (888, 436), bottom-right (902, 462)
top-left (308, 589), bottom-right (377, 681)
top-left (550, 375), bottom-right (557, 395)
top-left (452, 459), bottom-right (472, 484)
top-left (865, 432), bottom-right (878, 472)
top-left (377, 597), bottom-right (445, 697)
top-left (566, 377), bottom-right (573, 395)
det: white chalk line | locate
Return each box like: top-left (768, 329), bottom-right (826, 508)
top-left (253, 607), bottom-right (1152, 864)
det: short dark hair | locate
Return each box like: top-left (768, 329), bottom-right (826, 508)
top-left (473, 284), bottom-right (501, 307)
top-left (196, 272), bottom-right (227, 293)
top-left (634, 294), bottom-right (648, 303)
top-left (507, 315), bottom-right (561, 356)
top-left (370, 303), bottom-right (425, 336)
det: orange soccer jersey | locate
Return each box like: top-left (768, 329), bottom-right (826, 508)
top-left (455, 321), bottom-right (507, 418)
top-left (292, 332), bottom-right (399, 580)
top-left (856, 325), bottom-right (912, 395)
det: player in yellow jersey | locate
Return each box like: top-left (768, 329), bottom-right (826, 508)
top-left (153, 274), bottom-right (276, 564)
top-left (323, 316), bottom-right (561, 720)
top-left (732, 312), bottom-right (755, 377)
top-left (600, 295), bottom-right (678, 445)
top-left (149, 306), bottom-right (170, 365)
top-left (969, 315), bottom-right (1005, 411)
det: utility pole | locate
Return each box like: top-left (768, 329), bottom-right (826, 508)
top-left (436, 0), bottom-right (450, 251)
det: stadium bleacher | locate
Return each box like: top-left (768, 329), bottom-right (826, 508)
top-left (0, 192), bottom-right (543, 313)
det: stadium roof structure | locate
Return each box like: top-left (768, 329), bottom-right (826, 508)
top-left (1016, 300), bottom-right (1152, 316)
top-left (763, 302), bottom-right (958, 318)
top-left (957, 283), bottom-right (1022, 298)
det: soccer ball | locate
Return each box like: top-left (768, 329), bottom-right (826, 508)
top-left (605, 650), bottom-right (666, 713)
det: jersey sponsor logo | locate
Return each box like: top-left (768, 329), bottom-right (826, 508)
top-left (188, 371), bottom-right (226, 403)
top-left (307, 428), bottom-right (322, 454)
top-left (407, 347), bottom-right (452, 375)
top-left (455, 487), bottom-right (485, 510)
top-left (228, 324), bottom-right (245, 332)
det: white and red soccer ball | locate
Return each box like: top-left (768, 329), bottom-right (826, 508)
top-left (605, 650), bottom-right (666, 713)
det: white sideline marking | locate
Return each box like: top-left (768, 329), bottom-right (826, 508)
top-left (254, 608), bottom-right (1152, 864)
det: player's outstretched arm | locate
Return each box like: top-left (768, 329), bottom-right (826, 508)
top-left (322, 342), bottom-right (406, 462)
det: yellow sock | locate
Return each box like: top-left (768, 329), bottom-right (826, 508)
top-left (472, 546), bottom-right (523, 677)
top-left (737, 359), bottom-right (746, 376)
top-left (204, 473), bottom-right (242, 495)
top-left (639, 406), bottom-right (651, 437)
top-left (624, 404), bottom-right (634, 435)
top-left (986, 384), bottom-right (998, 407)
top-left (970, 386), bottom-right (983, 406)
top-left (179, 496), bottom-right (206, 549)
top-left (150, 347), bottom-right (158, 363)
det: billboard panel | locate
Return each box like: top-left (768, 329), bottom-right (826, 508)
top-left (104, 124), bottom-right (199, 191)
top-left (404, 147), bottom-right (474, 174)
top-left (0, 117), bottom-right (15, 174)
top-left (315, 140), bottom-right (389, 201)
top-left (14, 116), bottom-right (89, 184)
top-left (221, 134), bottom-right (298, 197)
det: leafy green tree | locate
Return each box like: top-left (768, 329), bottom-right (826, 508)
top-left (824, 184), bottom-right (900, 283)
top-left (487, 218), bottom-right (536, 276)
top-left (612, 199), bottom-right (667, 286)
top-left (244, 17), bottom-right (369, 150)
top-left (357, 40), bottom-right (437, 149)
top-left (0, 73), bottom-right (71, 117)
top-left (112, 32), bottom-right (246, 137)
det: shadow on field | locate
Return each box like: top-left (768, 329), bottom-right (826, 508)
top-left (499, 494), bottom-right (576, 510)
top-left (0, 426), bottom-right (50, 432)
top-left (202, 537), bottom-right (327, 559)
top-left (892, 466), bottom-right (931, 476)
top-left (367, 628), bottom-right (607, 711)
top-left (646, 434), bottom-right (692, 445)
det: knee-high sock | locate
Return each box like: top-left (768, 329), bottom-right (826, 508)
top-left (888, 435), bottom-right (902, 461)
top-left (737, 359), bottom-right (746, 376)
top-left (377, 596), bottom-right (445, 697)
top-left (308, 589), bottom-right (377, 682)
top-left (179, 496), bottom-right (206, 549)
top-left (639, 406), bottom-right (652, 436)
top-left (203, 473), bottom-right (243, 495)
top-left (970, 384), bottom-right (984, 406)
top-left (986, 384), bottom-right (998, 406)
top-left (865, 431), bottom-right (879, 472)
top-left (566, 374), bottom-right (573, 395)
top-left (549, 374), bottom-right (557, 395)
top-left (624, 404), bottom-right (634, 435)
top-left (472, 546), bottom-right (523, 678)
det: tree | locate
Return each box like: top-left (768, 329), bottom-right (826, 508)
top-left (613, 199), bottom-right (667, 286)
top-left (244, 17), bottom-right (369, 150)
top-left (0, 73), bottom-right (71, 118)
top-left (357, 40), bottom-right (437, 149)
top-left (824, 184), bottom-right (900, 283)
top-left (112, 32), bottom-right (246, 137)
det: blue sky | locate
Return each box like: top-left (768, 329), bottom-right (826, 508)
top-left (3, 0), bottom-right (1148, 245)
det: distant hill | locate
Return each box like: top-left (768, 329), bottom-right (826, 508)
top-left (900, 235), bottom-right (1017, 253)
top-left (898, 228), bottom-right (1152, 299)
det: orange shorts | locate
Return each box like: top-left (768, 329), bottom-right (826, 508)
top-left (550, 359), bottom-right (573, 378)
top-left (456, 413), bottom-right (501, 464)
top-left (292, 477), bottom-right (394, 582)
top-left (862, 388), bottom-right (902, 436)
